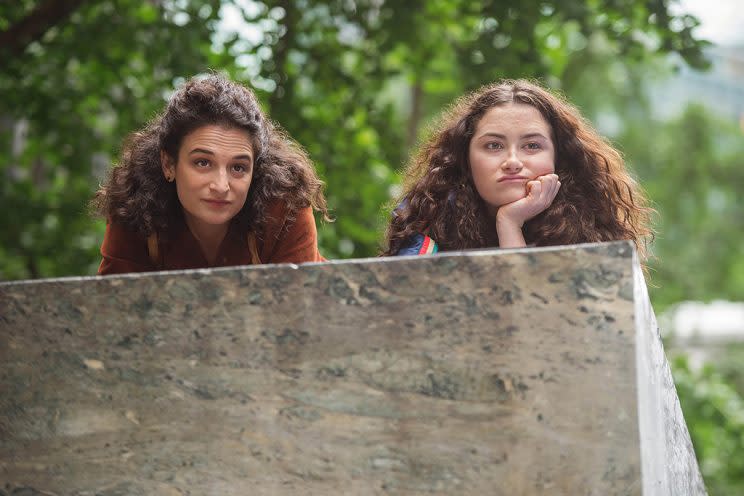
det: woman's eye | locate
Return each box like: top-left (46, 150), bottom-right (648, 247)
top-left (232, 164), bottom-right (250, 174)
top-left (525, 142), bottom-right (541, 150)
top-left (194, 159), bottom-right (210, 167)
top-left (486, 142), bottom-right (503, 150)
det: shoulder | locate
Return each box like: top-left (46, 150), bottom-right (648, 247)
top-left (102, 221), bottom-right (147, 249)
top-left (98, 221), bottom-right (153, 274)
top-left (258, 199), bottom-right (320, 263)
top-left (264, 198), bottom-right (290, 224)
top-left (395, 233), bottom-right (439, 256)
top-left (261, 198), bottom-right (316, 231)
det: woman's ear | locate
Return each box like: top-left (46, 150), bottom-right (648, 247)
top-left (160, 150), bottom-right (175, 182)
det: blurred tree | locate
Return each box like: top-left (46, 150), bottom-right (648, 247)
top-left (0, 0), bottom-right (708, 276)
top-left (673, 354), bottom-right (744, 496)
top-left (1, 1), bottom-right (224, 278)
top-left (202, 0), bottom-right (710, 257)
top-left (549, 44), bottom-right (744, 310)
top-left (621, 105), bottom-right (744, 308)
top-left (2, 2), bottom-right (738, 493)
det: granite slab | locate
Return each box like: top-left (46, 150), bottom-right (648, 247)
top-left (0, 241), bottom-right (705, 495)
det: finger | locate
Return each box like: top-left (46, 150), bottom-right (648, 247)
top-left (543, 174), bottom-right (559, 197)
top-left (545, 174), bottom-right (559, 188)
top-left (538, 174), bottom-right (554, 183)
top-left (549, 181), bottom-right (561, 202)
top-left (538, 173), bottom-right (558, 184)
top-left (538, 176), bottom-right (555, 199)
top-left (527, 180), bottom-right (541, 198)
top-left (538, 175), bottom-right (556, 195)
top-left (547, 176), bottom-right (560, 199)
top-left (538, 176), bottom-right (559, 207)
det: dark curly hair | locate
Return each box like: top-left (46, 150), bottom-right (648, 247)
top-left (383, 79), bottom-right (653, 259)
top-left (93, 73), bottom-right (328, 239)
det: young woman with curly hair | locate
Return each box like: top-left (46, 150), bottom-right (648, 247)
top-left (93, 73), bottom-right (328, 275)
top-left (383, 79), bottom-right (652, 259)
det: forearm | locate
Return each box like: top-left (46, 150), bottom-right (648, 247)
top-left (495, 216), bottom-right (526, 248)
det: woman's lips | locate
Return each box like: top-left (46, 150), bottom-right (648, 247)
top-left (498, 176), bottom-right (528, 183)
top-left (203, 199), bottom-right (231, 207)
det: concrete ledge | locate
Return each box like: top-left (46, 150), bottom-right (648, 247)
top-left (0, 242), bottom-right (705, 495)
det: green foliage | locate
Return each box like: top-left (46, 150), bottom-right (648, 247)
top-left (553, 45), bottom-right (744, 312)
top-left (249, 0), bottom-right (699, 257)
top-left (0, 0), bottom-right (708, 278)
top-left (713, 345), bottom-right (744, 398)
top-left (1, 0), bottom-right (224, 278)
top-left (620, 106), bottom-right (744, 309)
top-left (672, 353), bottom-right (744, 495)
top-left (1, 3), bottom-right (740, 493)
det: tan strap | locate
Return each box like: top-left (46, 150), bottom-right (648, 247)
top-left (247, 231), bottom-right (261, 265)
top-left (146, 232), bottom-right (159, 267)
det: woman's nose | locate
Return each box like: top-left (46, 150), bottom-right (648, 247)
top-left (501, 150), bottom-right (523, 173)
top-left (210, 170), bottom-right (230, 193)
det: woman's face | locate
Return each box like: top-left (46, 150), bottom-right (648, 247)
top-left (162, 125), bottom-right (254, 234)
top-left (468, 103), bottom-right (555, 211)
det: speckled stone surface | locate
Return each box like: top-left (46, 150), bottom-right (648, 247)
top-left (0, 241), bottom-right (704, 495)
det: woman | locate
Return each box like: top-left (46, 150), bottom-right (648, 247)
top-left (94, 74), bottom-right (328, 274)
top-left (383, 79), bottom-right (652, 260)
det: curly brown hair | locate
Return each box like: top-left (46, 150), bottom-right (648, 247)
top-left (383, 79), bottom-right (653, 259)
top-left (93, 73), bottom-right (328, 239)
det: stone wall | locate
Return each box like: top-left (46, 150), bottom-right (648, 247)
top-left (0, 242), bottom-right (706, 495)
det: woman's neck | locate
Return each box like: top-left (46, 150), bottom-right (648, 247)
top-left (184, 215), bottom-right (229, 265)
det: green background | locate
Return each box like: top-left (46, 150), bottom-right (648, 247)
top-left (2, 2), bottom-right (742, 493)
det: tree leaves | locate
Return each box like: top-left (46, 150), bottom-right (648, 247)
top-left (0, 0), bottom-right (709, 274)
top-left (673, 354), bottom-right (744, 496)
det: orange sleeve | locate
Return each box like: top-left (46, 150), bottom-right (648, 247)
top-left (261, 204), bottom-right (323, 264)
top-left (98, 222), bottom-right (156, 275)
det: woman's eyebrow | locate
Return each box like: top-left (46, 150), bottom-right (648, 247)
top-left (189, 148), bottom-right (253, 161)
top-left (521, 132), bottom-right (549, 140)
top-left (189, 148), bottom-right (215, 155)
top-left (476, 132), bottom-right (549, 140)
top-left (477, 132), bottom-right (506, 139)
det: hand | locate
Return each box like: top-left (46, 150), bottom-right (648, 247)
top-left (494, 174), bottom-right (561, 249)
top-left (496, 173), bottom-right (561, 228)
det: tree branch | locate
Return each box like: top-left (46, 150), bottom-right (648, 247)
top-left (406, 80), bottom-right (423, 151)
top-left (267, 0), bottom-right (295, 112)
top-left (0, 0), bottom-right (90, 61)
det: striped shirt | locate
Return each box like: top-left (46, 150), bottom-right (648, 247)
top-left (396, 233), bottom-right (439, 256)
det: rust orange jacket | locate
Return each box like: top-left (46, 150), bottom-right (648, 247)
top-left (98, 201), bottom-right (322, 275)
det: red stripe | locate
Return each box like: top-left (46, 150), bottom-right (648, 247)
top-left (419, 236), bottom-right (431, 255)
